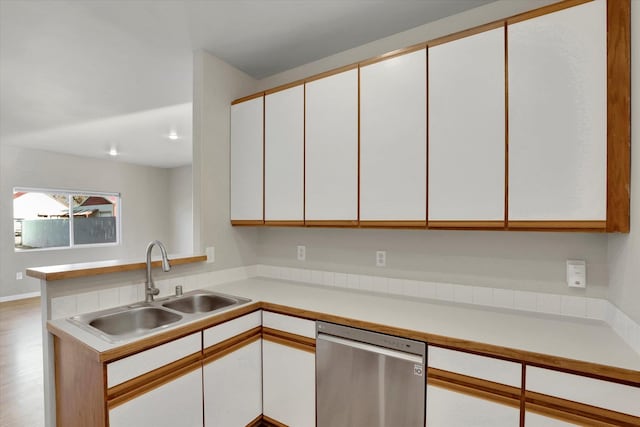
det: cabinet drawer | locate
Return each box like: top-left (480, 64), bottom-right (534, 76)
top-left (203, 311), bottom-right (262, 348)
top-left (107, 332), bottom-right (201, 388)
top-left (263, 311), bottom-right (315, 338)
top-left (428, 346), bottom-right (521, 387)
top-left (526, 367), bottom-right (640, 417)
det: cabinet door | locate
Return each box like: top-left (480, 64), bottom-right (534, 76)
top-left (360, 49), bottom-right (427, 224)
top-left (508, 0), bottom-right (606, 223)
top-left (203, 339), bottom-right (262, 427)
top-left (265, 85), bottom-right (304, 222)
top-left (230, 96), bottom-right (264, 222)
top-left (427, 384), bottom-right (520, 427)
top-left (263, 340), bottom-right (315, 427)
top-left (109, 367), bottom-right (203, 427)
top-left (428, 28), bottom-right (505, 224)
top-left (305, 69), bottom-right (358, 223)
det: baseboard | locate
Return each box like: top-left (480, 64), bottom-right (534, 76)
top-left (0, 291), bottom-right (40, 303)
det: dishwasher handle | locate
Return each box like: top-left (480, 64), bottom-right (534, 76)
top-left (318, 333), bottom-right (424, 364)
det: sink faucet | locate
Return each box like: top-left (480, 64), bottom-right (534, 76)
top-left (145, 240), bottom-right (171, 302)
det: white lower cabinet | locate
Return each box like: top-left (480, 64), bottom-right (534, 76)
top-left (263, 340), bottom-right (316, 427)
top-left (525, 411), bottom-right (581, 426)
top-left (203, 339), bottom-right (262, 427)
top-left (108, 367), bottom-right (203, 427)
top-left (426, 385), bottom-right (520, 427)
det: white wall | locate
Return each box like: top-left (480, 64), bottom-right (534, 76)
top-left (192, 50), bottom-right (260, 269)
top-left (251, 0), bottom-right (613, 299)
top-left (168, 164), bottom-right (193, 254)
top-left (608, 1), bottom-right (639, 324)
top-left (0, 145), bottom-right (174, 299)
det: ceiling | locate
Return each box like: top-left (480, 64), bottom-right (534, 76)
top-left (0, 0), bottom-right (493, 168)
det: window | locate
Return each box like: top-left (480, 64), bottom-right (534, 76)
top-left (13, 188), bottom-right (120, 251)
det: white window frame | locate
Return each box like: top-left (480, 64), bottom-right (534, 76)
top-left (13, 187), bottom-right (122, 252)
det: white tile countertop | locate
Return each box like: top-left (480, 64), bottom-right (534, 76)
top-left (49, 277), bottom-right (640, 374)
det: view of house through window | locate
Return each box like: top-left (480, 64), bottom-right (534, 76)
top-left (13, 188), bottom-right (120, 250)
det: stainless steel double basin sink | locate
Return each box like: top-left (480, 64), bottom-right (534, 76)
top-left (68, 290), bottom-right (251, 343)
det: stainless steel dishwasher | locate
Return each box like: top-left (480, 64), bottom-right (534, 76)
top-left (316, 321), bottom-right (426, 427)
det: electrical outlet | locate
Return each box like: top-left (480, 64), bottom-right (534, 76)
top-left (566, 260), bottom-right (586, 288)
top-left (297, 245), bottom-right (306, 261)
top-left (16, 272), bottom-right (23, 280)
top-left (206, 246), bottom-right (215, 263)
top-left (376, 251), bottom-right (386, 267)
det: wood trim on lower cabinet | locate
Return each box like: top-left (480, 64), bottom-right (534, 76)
top-left (428, 220), bottom-right (505, 230)
top-left (526, 402), bottom-right (620, 427)
top-left (203, 326), bottom-right (262, 362)
top-left (97, 303), bottom-right (262, 363)
top-left (259, 303), bottom-right (640, 385)
top-left (106, 352), bottom-right (202, 401)
top-left (428, 375), bottom-right (521, 409)
top-left (507, 220), bottom-right (606, 232)
top-left (359, 220), bottom-right (427, 228)
top-left (231, 220), bottom-right (265, 226)
top-left (54, 335), bottom-right (107, 427)
top-left (107, 359), bottom-right (202, 410)
top-left (525, 391), bottom-right (640, 427)
top-left (262, 327), bottom-right (316, 353)
top-left (428, 367), bottom-right (521, 401)
top-left (606, 0), bottom-right (631, 233)
top-left (261, 415), bottom-right (289, 427)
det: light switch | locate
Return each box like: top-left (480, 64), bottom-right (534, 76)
top-left (566, 260), bottom-right (586, 288)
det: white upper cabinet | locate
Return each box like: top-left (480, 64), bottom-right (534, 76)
top-left (428, 28), bottom-right (505, 223)
top-left (265, 85), bottom-right (304, 222)
top-left (508, 0), bottom-right (606, 222)
top-left (230, 96), bottom-right (264, 222)
top-left (305, 69), bottom-right (359, 222)
top-left (360, 49), bottom-right (427, 223)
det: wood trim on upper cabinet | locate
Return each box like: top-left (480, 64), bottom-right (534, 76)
top-left (428, 221), bottom-right (505, 230)
top-left (507, 0), bottom-right (594, 25)
top-left (359, 220), bottom-right (427, 228)
top-left (230, 220), bottom-right (264, 226)
top-left (606, 0), bottom-right (631, 233)
top-left (507, 220), bottom-right (606, 232)
top-left (428, 20), bottom-right (505, 47)
top-left (263, 220), bottom-right (305, 227)
top-left (261, 415), bottom-right (289, 427)
top-left (231, 92), bottom-right (264, 105)
top-left (264, 80), bottom-right (305, 96)
top-left (359, 43), bottom-right (427, 67)
top-left (525, 391), bottom-right (640, 427)
top-left (246, 414), bottom-right (264, 427)
top-left (304, 63), bottom-right (359, 84)
top-left (304, 220), bottom-right (359, 227)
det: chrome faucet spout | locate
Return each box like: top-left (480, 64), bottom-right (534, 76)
top-left (145, 240), bottom-right (171, 302)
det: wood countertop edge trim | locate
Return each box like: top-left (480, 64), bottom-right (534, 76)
top-left (49, 300), bottom-right (640, 384)
top-left (26, 254), bottom-right (208, 281)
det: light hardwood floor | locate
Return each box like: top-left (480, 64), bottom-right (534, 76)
top-left (0, 297), bottom-right (44, 427)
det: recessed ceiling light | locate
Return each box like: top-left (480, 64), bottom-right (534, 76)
top-left (109, 148), bottom-right (118, 156)
top-left (168, 131), bottom-right (179, 140)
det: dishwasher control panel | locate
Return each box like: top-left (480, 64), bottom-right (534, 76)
top-left (317, 321), bottom-right (426, 357)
